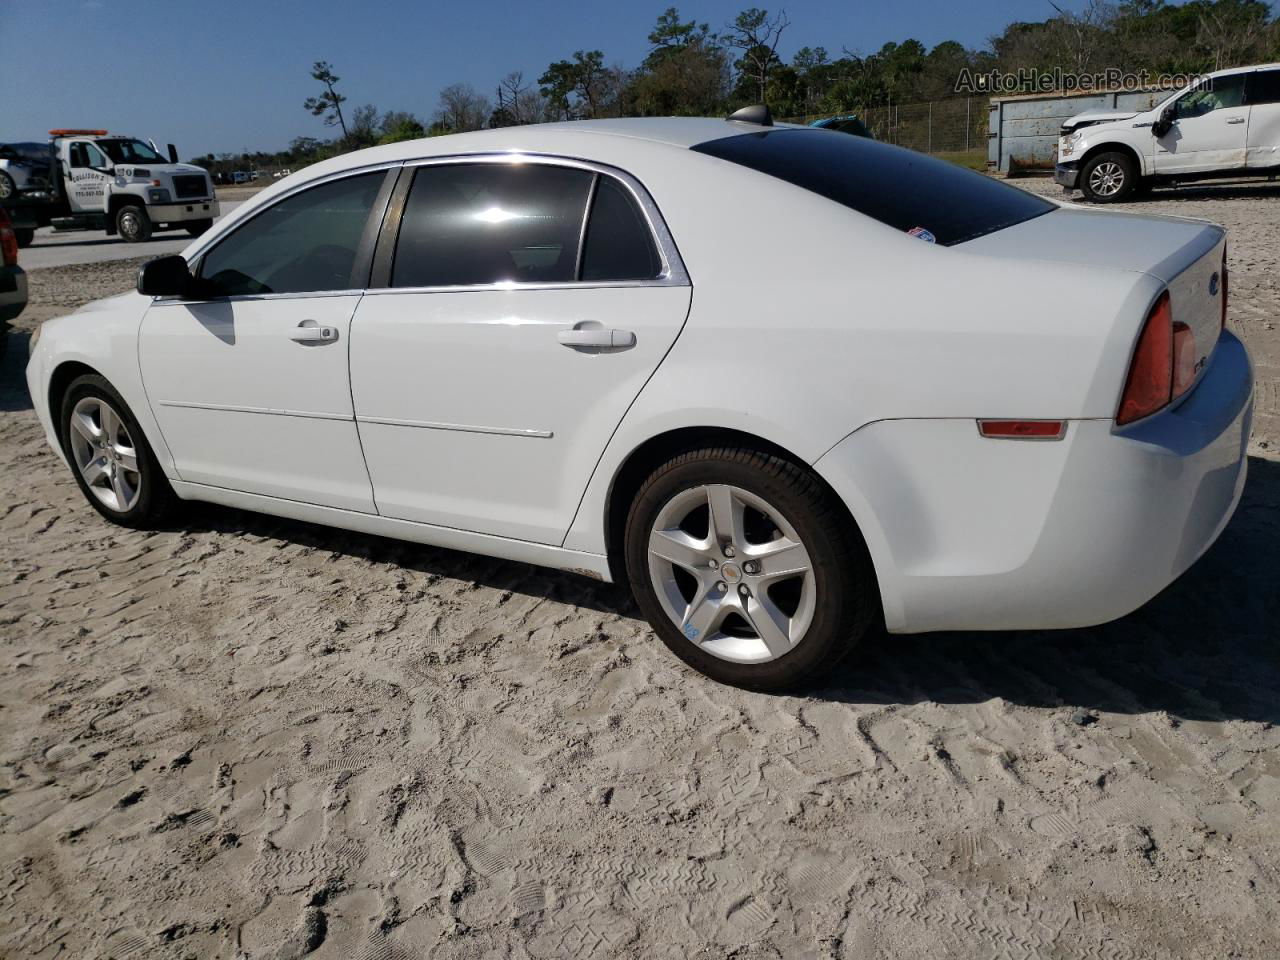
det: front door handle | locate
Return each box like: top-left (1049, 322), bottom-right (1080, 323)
top-left (558, 322), bottom-right (636, 350)
top-left (1226, 116), bottom-right (1246, 124)
top-left (290, 320), bottom-right (339, 344)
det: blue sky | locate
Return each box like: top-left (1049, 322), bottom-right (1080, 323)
top-left (1, 0), bottom-right (1240, 156)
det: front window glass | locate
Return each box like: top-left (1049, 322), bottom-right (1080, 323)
top-left (392, 163), bottom-right (594, 287)
top-left (97, 139), bottom-right (166, 164)
top-left (199, 171), bottom-right (384, 297)
top-left (1175, 74), bottom-right (1246, 118)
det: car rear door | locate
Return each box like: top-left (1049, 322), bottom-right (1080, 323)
top-left (348, 157), bottom-right (692, 545)
top-left (1155, 72), bottom-right (1249, 174)
top-left (1245, 68), bottom-right (1280, 170)
top-left (140, 168), bottom-right (395, 512)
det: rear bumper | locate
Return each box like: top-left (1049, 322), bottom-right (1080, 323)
top-left (814, 331), bottom-right (1253, 633)
top-left (148, 200), bottom-right (219, 223)
top-left (1054, 161), bottom-right (1081, 189)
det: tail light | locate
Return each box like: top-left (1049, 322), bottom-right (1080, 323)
top-left (1117, 291), bottom-right (1173, 425)
top-left (0, 209), bottom-right (17, 268)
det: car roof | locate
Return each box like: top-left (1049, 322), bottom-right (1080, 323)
top-left (297, 117), bottom-right (808, 176)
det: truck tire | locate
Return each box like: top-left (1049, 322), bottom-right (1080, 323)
top-left (14, 228), bottom-right (34, 248)
top-left (1080, 152), bottom-right (1138, 203)
top-left (185, 219), bottom-right (213, 238)
top-left (115, 204), bottom-right (153, 243)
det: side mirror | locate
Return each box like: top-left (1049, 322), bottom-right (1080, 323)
top-left (137, 255), bottom-right (194, 297)
top-left (167, 143), bottom-right (178, 164)
top-left (1152, 106), bottom-right (1175, 137)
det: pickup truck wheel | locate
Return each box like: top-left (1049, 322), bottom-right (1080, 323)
top-left (14, 228), bottom-right (34, 248)
top-left (185, 219), bottom-right (213, 238)
top-left (1080, 152), bottom-right (1137, 203)
top-left (115, 204), bottom-right (153, 242)
top-left (0, 171), bottom-right (15, 201)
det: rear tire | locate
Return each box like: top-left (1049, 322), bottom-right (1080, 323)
top-left (0, 171), bottom-right (15, 201)
top-left (185, 219), bottom-right (213, 238)
top-left (624, 446), bottom-right (878, 691)
top-left (14, 227), bottom-right (34, 248)
top-left (59, 374), bottom-right (176, 528)
top-left (1080, 151), bottom-right (1137, 203)
top-left (115, 204), bottom-right (152, 242)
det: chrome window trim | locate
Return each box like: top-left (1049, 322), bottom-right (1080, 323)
top-left (392, 152), bottom-right (690, 289)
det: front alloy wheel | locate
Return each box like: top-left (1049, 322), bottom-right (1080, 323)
top-left (1080, 151), bottom-right (1138, 203)
top-left (60, 374), bottom-right (175, 527)
top-left (68, 396), bottom-right (143, 512)
top-left (626, 447), bottom-right (878, 690)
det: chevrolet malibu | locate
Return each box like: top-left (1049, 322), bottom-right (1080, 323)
top-left (25, 114), bottom-right (1253, 689)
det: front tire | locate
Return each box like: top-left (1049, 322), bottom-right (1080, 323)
top-left (60, 375), bottom-right (176, 528)
top-left (185, 218), bottom-right (213, 238)
top-left (1080, 151), bottom-right (1138, 203)
top-left (115, 204), bottom-right (152, 242)
top-left (625, 447), bottom-right (877, 690)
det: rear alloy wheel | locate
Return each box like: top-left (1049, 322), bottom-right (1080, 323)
top-left (1080, 151), bottom-right (1138, 203)
top-left (626, 447), bottom-right (877, 690)
top-left (115, 204), bottom-right (153, 242)
top-left (0, 171), bottom-right (15, 201)
top-left (60, 375), bottom-right (175, 528)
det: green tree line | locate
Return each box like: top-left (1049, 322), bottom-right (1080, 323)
top-left (192, 0), bottom-right (1279, 173)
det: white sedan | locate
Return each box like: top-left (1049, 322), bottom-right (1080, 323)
top-left (25, 113), bottom-right (1253, 689)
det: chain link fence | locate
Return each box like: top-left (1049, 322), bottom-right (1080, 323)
top-left (781, 96), bottom-right (989, 169)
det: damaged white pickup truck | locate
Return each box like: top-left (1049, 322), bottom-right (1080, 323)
top-left (1056, 63), bottom-right (1280, 202)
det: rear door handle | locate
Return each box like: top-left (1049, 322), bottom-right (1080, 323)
top-left (558, 322), bottom-right (636, 350)
top-left (290, 320), bottom-right (339, 344)
top-left (1226, 116), bottom-right (1246, 124)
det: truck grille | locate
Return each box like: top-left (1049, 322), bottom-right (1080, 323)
top-left (172, 175), bottom-right (209, 199)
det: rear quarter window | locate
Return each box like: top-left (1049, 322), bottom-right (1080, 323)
top-left (691, 129), bottom-right (1054, 246)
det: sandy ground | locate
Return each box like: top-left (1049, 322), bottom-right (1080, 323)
top-left (1, 180), bottom-right (1279, 960)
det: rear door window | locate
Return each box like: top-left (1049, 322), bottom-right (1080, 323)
top-left (580, 176), bottom-right (663, 281)
top-left (1248, 70), bottom-right (1280, 105)
top-left (392, 163), bottom-right (595, 287)
top-left (691, 129), bottom-right (1054, 246)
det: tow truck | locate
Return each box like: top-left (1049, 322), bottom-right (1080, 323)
top-left (0, 130), bottom-right (219, 244)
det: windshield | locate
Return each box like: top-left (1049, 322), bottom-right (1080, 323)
top-left (692, 129), bottom-right (1054, 246)
top-left (96, 139), bottom-right (166, 164)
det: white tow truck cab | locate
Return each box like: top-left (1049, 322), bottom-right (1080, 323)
top-left (1056, 63), bottom-right (1280, 202)
top-left (44, 129), bottom-right (220, 241)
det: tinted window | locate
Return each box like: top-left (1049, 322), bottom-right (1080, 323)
top-left (1175, 73), bottom-right (1246, 118)
top-left (581, 177), bottom-right (662, 281)
top-left (691, 130), bottom-right (1053, 246)
top-left (1248, 70), bottom-right (1280, 106)
top-left (199, 172), bottom-right (384, 297)
top-left (97, 139), bottom-right (165, 164)
top-left (392, 164), bottom-right (594, 287)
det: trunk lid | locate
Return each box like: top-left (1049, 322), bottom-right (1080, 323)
top-left (961, 206), bottom-right (1227, 401)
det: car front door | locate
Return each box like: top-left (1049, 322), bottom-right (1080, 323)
top-left (348, 158), bottom-right (692, 545)
top-left (1245, 68), bottom-right (1280, 170)
top-left (139, 168), bottom-right (395, 512)
top-left (66, 140), bottom-right (112, 212)
top-left (1154, 72), bottom-right (1250, 174)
